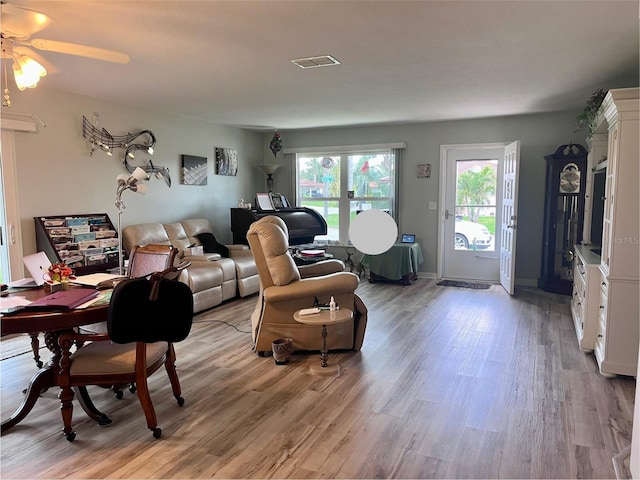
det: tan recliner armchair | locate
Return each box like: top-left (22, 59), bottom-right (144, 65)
top-left (247, 216), bottom-right (367, 355)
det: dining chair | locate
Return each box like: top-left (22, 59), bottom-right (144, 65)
top-left (127, 244), bottom-right (179, 279)
top-left (80, 244), bottom-right (178, 336)
top-left (78, 243), bottom-right (179, 398)
top-left (56, 264), bottom-right (193, 441)
top-left (25, 245), bottom-right (180, 372)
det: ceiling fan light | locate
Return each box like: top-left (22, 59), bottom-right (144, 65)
top-left (34, 12), bottom-right (49, 27)
top-left (12, 55), bottom-right (46, 90)
top-left (12, 62), bottom-right (35, 90)
top-left (16, 55), bottom-right (46, 79)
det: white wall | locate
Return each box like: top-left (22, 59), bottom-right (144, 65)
top-left (6, 87), bottom-right (264, 254)
top-left (272, 113), bottom-right (585, 284)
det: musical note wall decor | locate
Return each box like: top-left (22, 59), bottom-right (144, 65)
top-left (82, 113), bottom-right (171, 187)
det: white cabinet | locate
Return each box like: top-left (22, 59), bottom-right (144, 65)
top-left (582, 132), bottom-right (608, 245)
top-left (570, 245), bottom-right (600, 350)
top-left (631, 347), bottom-right (640, 478)
top-left (590, 88), bottom-right (639, 376)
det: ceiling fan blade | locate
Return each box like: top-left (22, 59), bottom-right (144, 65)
top-left (29, 38), bottom-right (130, 64)
top-left (0, 4), bottom-right (51, 39)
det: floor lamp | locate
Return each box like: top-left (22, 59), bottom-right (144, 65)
top-left (115, 167), bottom-right (148, 275)
top-left (258, 164), bottom-right (281, 192)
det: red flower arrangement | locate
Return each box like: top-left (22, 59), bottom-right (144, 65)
top-left (46, 262), bottom-right (75, 284)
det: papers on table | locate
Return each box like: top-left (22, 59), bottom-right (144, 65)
top-left (71, 273), bottom-right (124, 287)
top-left (0, 295), bottom-right (32, 309)
top-left (300, 249), bottom-right (325, 257)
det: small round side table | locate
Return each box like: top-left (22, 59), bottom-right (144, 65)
top-left (293, 308), bottom-right (353, 376)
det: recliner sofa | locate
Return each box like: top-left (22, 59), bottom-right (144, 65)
top-left (246, 215), bottom-right (367, 354)
top-left (122, 218), bottom-right (259, 313)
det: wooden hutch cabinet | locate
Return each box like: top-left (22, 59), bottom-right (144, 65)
top-left (570, 88), bottom-right (639, 376)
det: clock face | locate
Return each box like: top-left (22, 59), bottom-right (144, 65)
top-left (559, 164), bottom-right (581, 193)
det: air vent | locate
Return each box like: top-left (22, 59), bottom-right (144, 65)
top-left (291, 55), bottom-right (341, 69)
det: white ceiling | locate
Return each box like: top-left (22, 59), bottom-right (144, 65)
top-left (2, 0), bottom-right (639, 131)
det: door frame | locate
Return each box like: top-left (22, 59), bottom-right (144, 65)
top-left (1, 116), bottom-right (37, 283)
top-left (437, 142), bottom-right (509, 282)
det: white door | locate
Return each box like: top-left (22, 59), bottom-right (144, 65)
top-left (0, 130), bottom-right (23, 283)
top-left (499, 141), bottom-right (520, 294)
top-left (439, 142), bottom-right (520, 293)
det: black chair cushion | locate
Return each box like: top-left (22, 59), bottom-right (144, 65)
top-left (196, 232), bottom-right (230, 257)
top-left (108, 277), bottom-right (194, 344)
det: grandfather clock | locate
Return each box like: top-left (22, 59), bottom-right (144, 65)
top-left (538, 143), bottom-right (587, 295)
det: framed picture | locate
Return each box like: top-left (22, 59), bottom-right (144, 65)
top-left (416, 163), bottom-right (431, 178)
top-left (215, 147), bottom-right (238, 176)
top-left (181, 155), bottom-right (208, 185)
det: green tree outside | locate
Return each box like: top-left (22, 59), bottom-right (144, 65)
top-left (456, 166), bottom-right (496, 222)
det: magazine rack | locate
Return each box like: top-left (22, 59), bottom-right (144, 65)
top-left (34, 214), bottom-right (119, 276)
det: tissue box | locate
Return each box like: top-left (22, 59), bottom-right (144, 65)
top-left (185, 245), bottom-right (204, 256)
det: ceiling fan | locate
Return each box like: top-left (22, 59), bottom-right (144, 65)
top-left (1, 2), bottom-right (129, 101)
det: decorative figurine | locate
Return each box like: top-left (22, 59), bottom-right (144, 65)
top-left (269, 130), bottom-right (282, 158)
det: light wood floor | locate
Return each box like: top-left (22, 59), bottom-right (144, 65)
top-left (1, 280), bottom-right (636, 479)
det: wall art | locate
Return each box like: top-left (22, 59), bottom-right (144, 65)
top-left (181, 155), bottom-right (208, 185)
top-left (82, 113), bottom-right (171, 187)
top-left (215, 147), bottom-right (238, 176)
top-left (416, 164), bottom-right (431, 178)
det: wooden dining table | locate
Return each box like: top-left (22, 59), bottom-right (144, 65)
top-left (1, 287), bottom-right (113, 433)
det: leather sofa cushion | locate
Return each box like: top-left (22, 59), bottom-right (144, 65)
top-left (180, 219), bottom-right (213, 245)
top-left (233, 255), bottom-right (258, 278)
top-left (249, 221), bottom-right (300, 286)
top-left (182, 262), bottom-right (224, 292)
top-left (122, 223), bottom-right (171, 254)
top-left (163, 222), bottom-right (191, 258)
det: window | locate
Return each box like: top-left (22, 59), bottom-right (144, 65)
top-left (454, 159), bottom-right (497, 251)
top-left (295, 149), bottom-right (398, 244)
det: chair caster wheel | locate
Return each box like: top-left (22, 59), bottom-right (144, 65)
top-left (129, 383), bottom-right (137, 394)
top-left (98, 414), bottom-right (113, 427)
top-left (66, 431), bottom-right (76, 442)
top-left (152, 428), bottom-right (162, 438)
top-left (115, 390), bottom-right (124, 400)
top-left (176, 396), bottom-right (185, 406)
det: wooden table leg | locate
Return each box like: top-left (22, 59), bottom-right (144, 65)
top-left (74, 386), bottom-right (113, 427)
top-left (1, 367), bottom-right (54, 432)
top-left (2, 330), bottom-right (112, 433)
top-left (309, 324), bottom-right (341, 376)
top-left (29, 332), bottom-right (43, 368)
